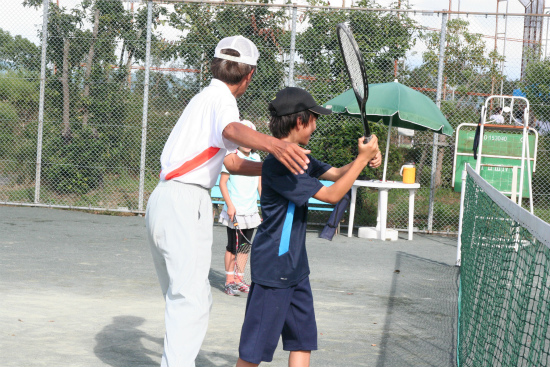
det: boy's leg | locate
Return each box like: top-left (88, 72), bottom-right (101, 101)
top-left (146, 182), bottom-right (213, 367)
top-left (239, 283), bottom-right (293, 364)
top-left (281, 277), bottom-right (317, 365)
top-left (236, 357), bottom-right (259, 367)
top-left (288, 351), bottom-right (311, 367)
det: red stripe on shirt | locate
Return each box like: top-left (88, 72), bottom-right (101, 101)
top-left (164, 146), bottom-right (221, 180)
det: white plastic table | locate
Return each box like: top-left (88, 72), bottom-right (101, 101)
top-left (347, 180), bottom-right (420, 241)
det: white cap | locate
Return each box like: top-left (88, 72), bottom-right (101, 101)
top-left (214, 36), bottom-right (259, 66)
top-left (240, 119), bottom-right (256, 131)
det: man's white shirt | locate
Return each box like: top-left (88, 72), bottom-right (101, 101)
top-left (159, 79), bottom-right (240, 189)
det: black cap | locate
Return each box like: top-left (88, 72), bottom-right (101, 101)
top-left (270, 87), bottom-right (332, 117)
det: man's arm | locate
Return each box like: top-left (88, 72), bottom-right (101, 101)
top-left (223, 153), bottom-right (262, 176)
top-left (223, 122), bottom-right (310, 175)
top-left (219, 172), bottom-right (237, 221)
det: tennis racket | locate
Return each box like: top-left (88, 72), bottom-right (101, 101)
top-left (337, 23), bottom-right (371, 143)
top-left (232, 217), bottom-right (253, 289)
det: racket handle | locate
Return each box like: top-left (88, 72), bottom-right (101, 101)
top-left (363, 135), bottom-right (373, 144)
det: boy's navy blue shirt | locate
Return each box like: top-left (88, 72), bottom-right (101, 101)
top-left (251, 153), bottom-right (332, 288)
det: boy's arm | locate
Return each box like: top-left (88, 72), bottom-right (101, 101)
top-left (314, 136), bottom-right (379, 204)
top-left (219, 172), bottom-right (237, 221)
top-left (223, 122), bottom-right (310, 175)
top-left (223, 153), bottom-right (262, 176)
top-left (320, 151), bottom-right (382, 181)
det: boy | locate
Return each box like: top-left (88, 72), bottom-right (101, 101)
top-left (146, 36), bottom-right (312, 367)
top-left (236, 87), bottom-right (381, 367)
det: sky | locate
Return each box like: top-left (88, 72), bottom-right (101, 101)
top-left (0, 0), bottom-right (541, 79)
top-left (0, 0), bottom-right (531, 44)
top-left (0, 0), bottom-right (532, 43)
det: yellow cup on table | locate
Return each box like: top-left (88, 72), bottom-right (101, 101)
top-left (400, 162), bottom-right (416, 184)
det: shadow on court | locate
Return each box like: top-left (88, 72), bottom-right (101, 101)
top-left (375, 253), bottom-right (458, 367)
top-left (94, 316), bottom-right (163, 367)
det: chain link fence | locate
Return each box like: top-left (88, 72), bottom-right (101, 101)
top-left (1, 0), bottom-right (550, 233)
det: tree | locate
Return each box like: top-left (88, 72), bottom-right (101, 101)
top-left (0, 28), bottom-right (41, 71)
top-left (0, 29), bottom-right (41, 123)
top-left (25, 0), bottom-right (88, 139)
top-left (169, 1), bottom-right (290, 121)
top-left (293, 0), bottom-right (417, 175)
top-left (422, 18), bottom-right (505, 105)
top-left (523, 53), bottom-right (550, 122)
top-left (295, 0), bottom-right (417, 94)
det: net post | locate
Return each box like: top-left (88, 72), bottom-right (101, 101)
top-left (138, 0), bottom-right (153, 212)
top-left (34, 0), bottom-right (50, 204)
top-left (382, 116), bottom-right (393, 182)
top-left (288, 4), bottom-right (298, 87)
top-left (427, 12), bottom-right (448, 231)
top-left (511, 166), bottom-right (518, 203)
top-left (456, 163), bottom-right (467, 267)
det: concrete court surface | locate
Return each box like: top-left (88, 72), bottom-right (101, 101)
top-left (1, 205), bottom-right (459, 367)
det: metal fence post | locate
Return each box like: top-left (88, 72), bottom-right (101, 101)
top-left (427, 11), bottom-right (447, 232)
top-left (138, 0), bottom-right (153, 212)
top-left (288, 4), bottom-right (297, 87)
top-left (34, 0), bottom-right (50, 204)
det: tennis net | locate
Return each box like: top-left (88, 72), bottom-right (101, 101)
top-left (458, 164), bottom-right (550, 367)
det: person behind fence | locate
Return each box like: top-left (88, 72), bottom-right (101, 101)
top-left (145, 36), bottom-right (313, 367)
top-left (219, 119), bottom-right (262, 296)
top-left (489, 106), bottom-right (504, 124)
top-left (235, 87), bottom-right (382, 367)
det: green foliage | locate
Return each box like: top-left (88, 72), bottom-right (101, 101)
top-left (295, 0), bottom-right (418, 98)
top-left (0, 71), bottom-right (40, 121)
top-left (0, 28), bottom-right (41, 71)
top-left (0, 71), bottom-right (40, 176)
top-left (169, 2), bottom-right (289, 121)
top-left (0, 100), bottom-right (17, 122)
top-left (308, 114), bottom-right (408, 181)
top-left (522, 52), bottom-right (550, 122)
top-left (423, 18), bottom-right (504, 96)
top-left (0, 101), bottom-right (19, 159)
top-left (43, 125), bottom-right (106, 194)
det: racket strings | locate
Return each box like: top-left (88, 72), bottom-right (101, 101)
top-left (338, 29), bottom-right (364, 97)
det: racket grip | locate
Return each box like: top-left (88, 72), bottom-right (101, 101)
top-left (363, 135), bottom-right (373, 144)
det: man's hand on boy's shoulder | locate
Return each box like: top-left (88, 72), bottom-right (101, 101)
top-left (271, 140), bottom-right (311, 175)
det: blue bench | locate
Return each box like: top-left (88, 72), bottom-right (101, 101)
top-left (210, 175), bottom-right (336, 213)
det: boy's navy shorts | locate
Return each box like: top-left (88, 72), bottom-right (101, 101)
top-left (238, 276), bottom-right (317, 364)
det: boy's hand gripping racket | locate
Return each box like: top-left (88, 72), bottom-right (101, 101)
top-left (337, 23), bottom-right (371, 143)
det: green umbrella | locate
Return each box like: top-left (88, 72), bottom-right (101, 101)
top-left (323, 81), bottom-right (454, 181)
top-left (323, 81), bottom-right (454, 136)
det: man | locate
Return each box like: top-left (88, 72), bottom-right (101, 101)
top-left (145, 36), bottom-right (313, 367)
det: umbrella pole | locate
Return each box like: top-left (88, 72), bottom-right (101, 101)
top-left (382, 116), bottom-right (393, 182)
